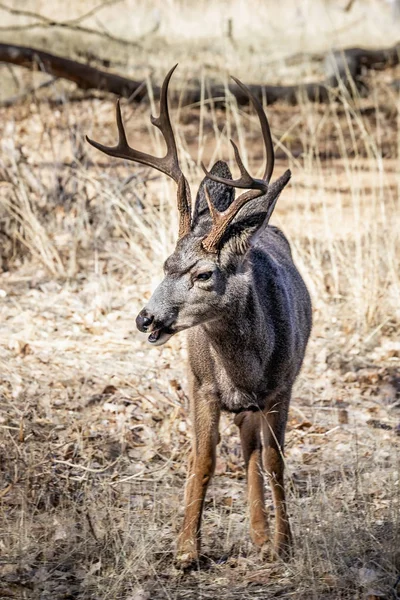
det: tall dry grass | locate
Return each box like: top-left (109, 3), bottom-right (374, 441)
top-left (1, 75), bottom-right (399, 338)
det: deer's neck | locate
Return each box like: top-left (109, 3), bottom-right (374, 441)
top-left (202, 279), bottom-right (274, 388)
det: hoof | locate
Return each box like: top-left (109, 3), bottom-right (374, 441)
top-left (258, 533), bottom-right (292, 562)
top-left (251, 530), bottom-right (270, 548)
top-left (259, 539), bottom-right (275, 562)
top-left (272, 538), bottom-right (293, 562)
top-left (175, 550), bottom-right (199, 570)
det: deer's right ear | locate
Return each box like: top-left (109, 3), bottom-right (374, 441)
top-left (219, 170), bottom-right (291, 257)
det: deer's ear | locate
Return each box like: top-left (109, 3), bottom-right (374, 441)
top-left (219, 170), bottom-right (291, 257)
top-left (220, 212), bottom-right (269, 256)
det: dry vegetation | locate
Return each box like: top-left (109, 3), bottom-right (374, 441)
top-left (1, 1), bottom-right (400, 599)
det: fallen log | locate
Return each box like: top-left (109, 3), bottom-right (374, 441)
top-left (324, 44), bottom-right (400, 87)
top-left (229, 82), bottom-right (330, 106)
top-left (0, 42), bottom-right (399, 108)
top-left (0, 43), bottom-right (334, 106)
top-left (0, 43), bottom-right (152, 101)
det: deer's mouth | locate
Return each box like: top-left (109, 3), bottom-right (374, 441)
top-left (148, 326), bottom-right (175, 346)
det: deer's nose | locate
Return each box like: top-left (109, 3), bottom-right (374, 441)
top-left (136, 310), bottom-right (154, 332)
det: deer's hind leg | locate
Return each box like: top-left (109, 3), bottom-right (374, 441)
top-left (261, 393), bottom-right (292, 558)
top-left (235, 411), bottom-right (269, 547)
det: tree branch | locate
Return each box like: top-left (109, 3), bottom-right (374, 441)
top-left (0, 43), bottom-right (151, 100)
top-left (0, 42), bottom-right (399, 108)
top-left (0, 1), bottom-right (147, 47)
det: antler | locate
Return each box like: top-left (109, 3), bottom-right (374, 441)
top-left (201, 77), bottom-right (275, 253)
top-left (86, 64), bottom-right (191, 239)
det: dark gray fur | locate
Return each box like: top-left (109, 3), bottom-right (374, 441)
top-left (140, 160), bottom-right (312, 414)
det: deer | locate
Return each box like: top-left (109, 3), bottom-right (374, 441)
top-left (86, 65), bottom-right (312, 567)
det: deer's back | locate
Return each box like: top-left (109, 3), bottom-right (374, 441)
top-left (252, 225), bottom-right (312, 388)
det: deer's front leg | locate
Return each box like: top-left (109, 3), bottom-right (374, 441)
top-left (176, 387), bottom-right (220, 567)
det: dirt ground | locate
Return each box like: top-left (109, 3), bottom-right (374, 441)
top-left (1, 20), bottom-right (400, 599)
top-left (0, 257), bottom-right (400, 599)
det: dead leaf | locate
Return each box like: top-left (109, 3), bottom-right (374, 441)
top-left (294, 420), bottom-right (313, 430)
top-left (366, 419), bottom-right (392, 431)
top-left (102, 385), bottom-right (118, 395)
top-left (222, 496), bottom-right (234, 507)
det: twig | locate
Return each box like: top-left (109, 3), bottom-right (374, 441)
top-left (344, 0), bottom-right (356, 11)
top-left (64, 0), bottom-right (123, 25)
top-left (110, 457), bottom-right (174, 485)
top-left (85, 510), bottom-right (99, 541)
top-left (0, 21), bottom-right (141, 48)
top-left (52, 458), bottom-right (120, 473)
top-left (0, 0), bottom-right (121, 25)
top-left (0, 482), bottom-right (14, 498)
top-left (0, 0), bottom-right (147, 48)
top-left (0, 77), bottom-right (57, 108)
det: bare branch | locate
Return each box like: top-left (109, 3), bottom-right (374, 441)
top-left (0, 77), bottom-right (56, 108)
top-left (0, 43), bottom-right (151, 100)
top-left (0, 0), bottom-right (144, 47)
top-left (0, 0), bottom-right (120, 24)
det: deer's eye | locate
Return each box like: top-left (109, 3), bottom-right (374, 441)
top-left (196, 271), bottom-right (213, 281)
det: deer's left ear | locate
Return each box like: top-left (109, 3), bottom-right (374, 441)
top-left (220, 170), bottom-right (291, 256)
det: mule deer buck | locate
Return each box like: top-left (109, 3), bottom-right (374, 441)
top-left (87, 65), bottom-right (312, 566)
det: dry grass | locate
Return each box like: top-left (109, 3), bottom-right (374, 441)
top-left (1, 4), bottom-right (400, 597)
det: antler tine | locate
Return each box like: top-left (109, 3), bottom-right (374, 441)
top-left (201, 139), bottom-right (266, 192)
top-left (86, 64), bottom-right (192, 238)
top-left (85, 99), bottom-right (130, 159)
top-left (86, 64), bottom-right (181, 182)
top-left (201, 77), bottom-right (276, 253)
top-left (202, 186), bottom-right (262, 253)
top-left (149, 64), bottom-right (181, 183)
top-left (231, 76), bottom-right (274, 184)
top-left (200, 76), bottom-right (274, 193)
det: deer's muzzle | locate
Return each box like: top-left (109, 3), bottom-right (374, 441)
top-left (136, 307), bottom-right (177, 346)
top-left (136, 309), bottom-right (154, 332)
